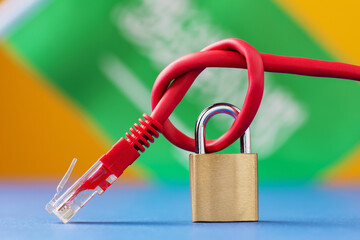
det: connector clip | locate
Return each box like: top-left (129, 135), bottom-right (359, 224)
top-left (45, 114), bottom-right (162, 223)
top-left (46, 158), bottom-right (77, 214)
top-left (45, 159), bottom-right (117, 223)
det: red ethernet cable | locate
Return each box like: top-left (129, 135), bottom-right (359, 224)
top-left (46, 38), bottom-right (360, 223)
top-left (151, 38), bottom-right (360, 152)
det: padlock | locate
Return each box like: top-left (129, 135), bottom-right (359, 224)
top-left (189, 103), bottom-right (258, 222)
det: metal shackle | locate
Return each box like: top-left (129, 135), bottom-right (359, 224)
top-left (195, 103), bottom-right (251, 154)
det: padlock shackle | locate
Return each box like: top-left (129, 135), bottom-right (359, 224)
top-left (195, 103), bottom-right (251, 154)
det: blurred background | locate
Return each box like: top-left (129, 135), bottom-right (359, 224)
top-left (0, 0), bottom-right (359, 185)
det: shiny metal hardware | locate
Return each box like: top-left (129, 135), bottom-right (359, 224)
top-left (195, 103), bottom-right (251, 154)
top-left (189, 103), bottom-right (258, 222)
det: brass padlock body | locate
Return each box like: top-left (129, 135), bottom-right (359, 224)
top-left (189, 153), bottom-right (258, 222)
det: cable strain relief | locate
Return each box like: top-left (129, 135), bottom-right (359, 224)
top-left (125, 114), bottom-right (163, 152)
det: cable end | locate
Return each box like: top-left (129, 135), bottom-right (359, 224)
top-left (45, 159), bottom-right (117, 223)
top-left (46, 113), bottom-right (163, 223)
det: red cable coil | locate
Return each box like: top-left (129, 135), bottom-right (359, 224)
top-left (149, 38), bottom-right (360, 153)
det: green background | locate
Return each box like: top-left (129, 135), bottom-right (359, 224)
top-left (5, 0), bottom-right (360, 182)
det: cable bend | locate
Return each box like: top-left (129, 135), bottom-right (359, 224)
top-left (151, 38), bottom-right (264, 152)
top-left (150, 38), bottom-right (360, 153)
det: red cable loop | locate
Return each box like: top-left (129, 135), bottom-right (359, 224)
top-left (149, 38), bottom-right (360, 153)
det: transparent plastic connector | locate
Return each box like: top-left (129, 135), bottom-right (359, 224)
top-left (46, 159), bottom-right (117, 223)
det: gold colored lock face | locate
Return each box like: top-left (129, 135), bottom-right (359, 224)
top-left (189, 153), bottom-right (258, 222)
top-left (190, 103), bottom-right (258, 222)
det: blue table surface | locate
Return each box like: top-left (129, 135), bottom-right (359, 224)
top-left (0, 182), bottom-right (360, 240)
